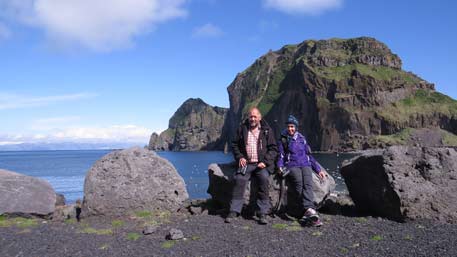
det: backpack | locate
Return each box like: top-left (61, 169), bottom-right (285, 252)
top-left (280, 135), bottom-right (289, 153)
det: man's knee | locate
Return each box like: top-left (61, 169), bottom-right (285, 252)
top-left (233, 173), bottom-right (249, 184)
top-left (256, 169), bottom-right (270, 185)
top-left (233, 175), bottom-right (249, 194)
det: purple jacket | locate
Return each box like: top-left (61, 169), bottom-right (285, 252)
top-left (277, 130), bottom-right (321, 173)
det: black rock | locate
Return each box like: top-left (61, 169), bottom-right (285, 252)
top-left (341, 146), bottom-right (457, 223)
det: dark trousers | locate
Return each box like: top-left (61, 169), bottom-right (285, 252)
top-left (286, 166), bottom-right (315, 213)
top-left (229, 164), bottom-right (271, 214)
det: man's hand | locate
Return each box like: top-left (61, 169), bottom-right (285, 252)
top-left (239, 158), bottom-right (247, 167)
top-left (257, 162), bottom-right (266, 169)
top-left (318, 171), bottom-right (326, 180)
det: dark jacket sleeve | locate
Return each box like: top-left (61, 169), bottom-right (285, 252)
top-left (277, 138), bottom-right (285, 168)
top-left (261, 129), bottom-right (278, 168)
top-left (309, 155), bottom-right (321, 174)
top-left (232, 127), bottom-right (245, 162)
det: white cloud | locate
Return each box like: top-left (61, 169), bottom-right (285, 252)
top-left (0, 125), bottom-right (152, 144)
top-left (0, 22), bottom-right (11, 40)
top-left (30, 116), bottom-right (82, 130)
top-left (0, 0), bottom-right (188, 51)
top-left (263, 0), bottom-right (342, 15)
top-left (89, 124), bottom-right (151, 142)
top-left (53, 125), bottom-right (151, 142)
top-left (0, 92), bottom-right (96, 110)
top-left (192, 23), bottom-right (224, 38)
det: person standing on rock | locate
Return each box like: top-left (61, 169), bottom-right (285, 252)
top-left (225, 107), bottom-right (278, 225)
top-left (277, 114), bottom-right (326, 227)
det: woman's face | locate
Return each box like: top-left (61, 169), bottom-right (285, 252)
top-left (287, 124), bottom-right (296, 135)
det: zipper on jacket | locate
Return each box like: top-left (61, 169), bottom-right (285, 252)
top-left (258, 130), bottom-right (263, 150)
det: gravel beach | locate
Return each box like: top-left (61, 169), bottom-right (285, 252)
top-left (1, 213), bottom-right (456, 257)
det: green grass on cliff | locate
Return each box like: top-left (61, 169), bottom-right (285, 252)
top-left (240, 59), bottom-right (270, 116)
top-left (371, 128), bottom-right (414, 145)
top-left (442, 130), bottom-right (457, 146)
top-left (317, 97), bottom-right (331, 106)
top-left (370, 128), bottom-right (457, 146)
top-left (244, 59), bottom-right (292, 116)
top-left (335, 93), bottom-right (353, 99)
top-left (160, 128), bottom-right (175, 138)
top-left (314, 64), bottom-right (420, 83)
top-left (257, 71), bottom-right (284, 115)
top-left (377, 89), bottom-right (457, 122)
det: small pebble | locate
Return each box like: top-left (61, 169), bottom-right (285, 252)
top-left (166, 228), bottom-right (184, 240)
top-left (143, 225), bottom-right (158, 235)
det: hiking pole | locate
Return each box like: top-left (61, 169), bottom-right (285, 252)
top-left (272, 173), bottom-right (286, 216)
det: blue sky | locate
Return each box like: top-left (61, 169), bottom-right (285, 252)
top-left (0, 0), bottom-right (456, 146)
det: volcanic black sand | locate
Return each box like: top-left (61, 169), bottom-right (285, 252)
top-left (1, 211), bottom-right (457, 257)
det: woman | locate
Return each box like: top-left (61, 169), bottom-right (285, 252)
top-left (277, 115), bottom-right (326, 226)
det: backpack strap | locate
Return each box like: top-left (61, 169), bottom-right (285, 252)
top-left (280, 135), bottom-right (289, 153)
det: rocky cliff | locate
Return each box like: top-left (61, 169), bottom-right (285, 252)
top-left (222, 37), bottom-right (457, 151)
top-left (149, 98), bottom-right (227, 151)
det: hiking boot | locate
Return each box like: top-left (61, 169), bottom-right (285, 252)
top-left (310, 218), bottom-right (323, 227)
top-left (258, 214), bottom-right (268, 225)
top-left (302, 208), bottom-right (319, 223)
top-left (224, 212), bottom-right (238, 223)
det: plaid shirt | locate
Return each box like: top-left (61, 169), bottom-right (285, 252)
top-left (246, 127), bottom-right (260, 163)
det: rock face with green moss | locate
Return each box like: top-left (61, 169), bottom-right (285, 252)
top-left (222, 37), bottom-right (457, 151)
top-left (149, 98), bottom-right (228, 151)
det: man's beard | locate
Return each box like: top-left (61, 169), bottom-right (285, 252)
top-left (250, 121), bottom-right (259, 128)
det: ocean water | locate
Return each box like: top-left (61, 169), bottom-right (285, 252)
top-left (0, 150), bottom-right (355, 203)
top-left (0, 150), bottom-right (111, 203)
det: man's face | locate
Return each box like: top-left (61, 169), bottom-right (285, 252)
top-left (287, 124), bottom-right (296, 135)
top-left (249, 109), bottom-right (261, 128)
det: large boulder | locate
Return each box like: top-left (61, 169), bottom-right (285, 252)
top-left (341, 146), bottom-right (457, 223)
top-left (207, 163), bottom-right (335, 216)
top-left (0, 169), bottom-right (56, 216)
top-left (83, 147), bottom-right (189, 216)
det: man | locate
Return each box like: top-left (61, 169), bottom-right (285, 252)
top-left (225, 107), bottom-right (277, 224)
top-left (277, 114), bottom-right (325, 227)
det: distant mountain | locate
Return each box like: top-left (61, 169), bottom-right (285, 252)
top-left (0, 142), bottom-right (145, 151)
top-left (221, 37), bottom-right (457, 151)
top-left (148, 98), bottom-right (228, 151)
